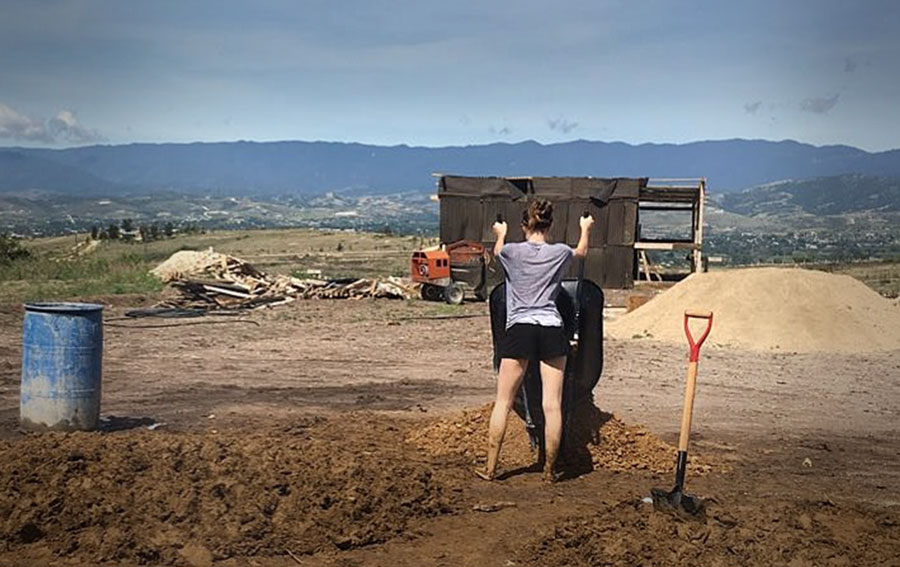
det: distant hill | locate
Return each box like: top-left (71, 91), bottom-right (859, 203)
top-left (720, 174), bottom-right (900, 216)
top-left (0, 150), bottom-right (120, 195)
top-left (1, 139), bottom-right (899, 196)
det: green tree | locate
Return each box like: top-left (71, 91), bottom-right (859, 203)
top-left (0, 234), bottom-right (30, 264)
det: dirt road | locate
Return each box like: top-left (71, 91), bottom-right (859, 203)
top-left (0, 298), bottom-right (898, 566)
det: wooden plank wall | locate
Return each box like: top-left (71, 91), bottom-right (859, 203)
top-left (439, 177), bottom-right (643, 289)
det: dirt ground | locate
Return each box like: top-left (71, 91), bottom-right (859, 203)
top-left (0, 297), bottom-right (898, 566)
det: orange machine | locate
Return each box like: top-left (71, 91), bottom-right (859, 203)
top-left (411, 240), bottom-right (488, 304)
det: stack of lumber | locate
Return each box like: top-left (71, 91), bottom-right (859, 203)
top-left (152, 250), bottom-right (413, 310)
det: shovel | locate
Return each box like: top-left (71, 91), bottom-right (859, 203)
top-left (651, 310), bottom-right (713, 517)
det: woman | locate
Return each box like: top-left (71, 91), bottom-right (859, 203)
top-left (477, 199), bottom-right (593, 482)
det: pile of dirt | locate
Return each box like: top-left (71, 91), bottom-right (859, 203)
top-left (0, 420), bottom-right (449, 565)
top-left (521, 498), bottom-right (900, 566)
top-left (407, 403), bottom-right (719, 476)
top-left (608, 268), bottom-right (900, 353)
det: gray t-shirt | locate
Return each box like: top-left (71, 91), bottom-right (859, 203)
top-left (498, 241), bottom-right (574, 329)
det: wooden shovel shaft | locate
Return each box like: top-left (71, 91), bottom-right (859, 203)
top-left (677, 360), bottom-right (699, 452)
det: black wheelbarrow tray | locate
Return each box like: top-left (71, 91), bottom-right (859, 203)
top-left (488, 279), bottom-right (604, 458)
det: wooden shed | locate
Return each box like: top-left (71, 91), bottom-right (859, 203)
top-left (437, 175), bottom-right (706, 289)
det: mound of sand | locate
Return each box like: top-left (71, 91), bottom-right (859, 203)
top-left (608, 268), bottom-right (900, 353)
top-left (407, 403), bottom-right (721, 476)
top-left (150, 249), bottom-right (228, 283)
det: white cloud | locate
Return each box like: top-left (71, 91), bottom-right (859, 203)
top-left (54, 109), bottom-right (78, 128)
top-left (0, 101), bottom-right (49, 142)
top-left (548, 117), bottom-right (579, 134)
top-left (48, 109), bottom-right (103, 143)
top-left (0, 101), bottom-right (103, 144)
top-left (799, 94), bottom-right (840, 115)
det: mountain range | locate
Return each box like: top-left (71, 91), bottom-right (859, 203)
top-left (2, 138), bottom-right (899, 197)
top-left (720, 174), bottom-right (900, 216)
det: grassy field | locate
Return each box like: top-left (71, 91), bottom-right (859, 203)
top-left (0, 229), bottom-right (435, 304)
top-left (2, 229), bottom-right (897, 306)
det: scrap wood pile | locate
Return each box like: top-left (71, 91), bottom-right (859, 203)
top-left (151, 249), bottom-right (413, 310)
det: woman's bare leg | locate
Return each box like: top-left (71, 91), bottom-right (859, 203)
top-left (479, 357), bottom-right (528, 480)
top-left (539, 356), bottom-right (566, 481)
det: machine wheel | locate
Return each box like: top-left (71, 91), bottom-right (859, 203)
top-left (443, 283), bottom-right (464, 305)
top-left (421, 283), bottom-right (442, 301)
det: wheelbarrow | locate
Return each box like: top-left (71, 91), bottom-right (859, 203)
top-left (488, 274), bottom-right (604, 461)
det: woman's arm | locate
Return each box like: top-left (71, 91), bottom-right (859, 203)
top-left (574, 214), bottom-right (594, 258)
top-left (492, 220), bottom-right (508, 257)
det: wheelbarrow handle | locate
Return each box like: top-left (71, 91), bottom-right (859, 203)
top-left (684, 311), bottom-right (713, 362)
top-left (497, 211), bottom-right (590, 224)
top-left (572, 211), bottom-right (591, 339)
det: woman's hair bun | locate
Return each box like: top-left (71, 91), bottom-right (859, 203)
top-left (523, 199), bottom-right (554, 232)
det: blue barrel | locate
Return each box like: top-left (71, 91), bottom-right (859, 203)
top-left (20, 302), bottom-right (103, 431)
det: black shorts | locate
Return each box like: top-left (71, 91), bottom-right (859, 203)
top-left (498, 323), bottom-right (570, 361)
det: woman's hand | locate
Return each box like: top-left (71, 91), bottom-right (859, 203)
top-left (492, 221), bottom-right (508, 256)
top-left (579, 214), bottom-right (594, 231)
top-left (574, 214), bottom-right (594, 257)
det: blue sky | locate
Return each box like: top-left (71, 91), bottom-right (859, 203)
top-left (0, 0), bottom-right (897, 150)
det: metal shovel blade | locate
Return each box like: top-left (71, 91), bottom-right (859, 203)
top-left (650, 486), bottom-right (706, 518)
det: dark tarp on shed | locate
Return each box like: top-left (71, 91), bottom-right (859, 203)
top-left (439, 176), bottom-right (647, 289)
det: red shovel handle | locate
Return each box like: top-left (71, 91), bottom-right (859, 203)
top-left (684, 310), bottom-right (713, 362)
